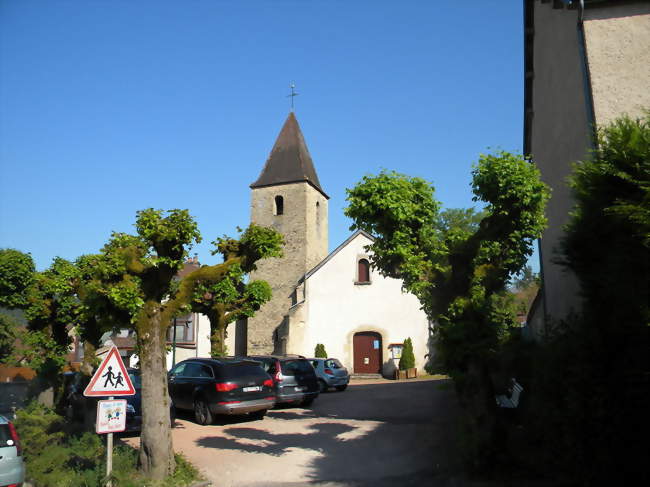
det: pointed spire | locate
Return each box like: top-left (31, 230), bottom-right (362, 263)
top-left (251, 112), bottom-right (329, 199)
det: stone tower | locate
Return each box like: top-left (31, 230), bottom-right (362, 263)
top-left (246, 112), bottom-right (329, 354)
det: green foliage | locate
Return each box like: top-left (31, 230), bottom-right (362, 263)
top-left (13, 401), bottom-right (201, 487)
top-left (0, 249), bottom-right (35, 309)
top-left (398, 337), bottom-right (415, 370)
top-left (187, 224), bottom-right (283, 356)
top-left (345, 152), bottom-right (549, 469)
top-left (0, 312), bottom-right (19, 363)
top-left (345, 153), bottom-right (549, 374)
top-left (510, 113), bottom-right (650, 484)
top-left (314, 343), bottom-right (327, 358)
top-left (562, 113), bottom-right (650, 327)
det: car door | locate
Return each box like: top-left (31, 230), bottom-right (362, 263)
top-left (168, 362), bottom-right (190, 409)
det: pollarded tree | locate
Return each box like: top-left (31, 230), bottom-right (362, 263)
top-left (187, 225), bottom-right (283, 357)
top-left (81, 210), bottom-right (283, 480)
top-left (345, 151), bottom-right (549, 467)
top-left (81, 208), bottom-right (201, 479)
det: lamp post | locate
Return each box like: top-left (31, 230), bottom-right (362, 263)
top-left (172, 317), bottom-right (177, 368)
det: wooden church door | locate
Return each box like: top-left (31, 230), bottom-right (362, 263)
top-left (353, 332), bottom-right (382, 374)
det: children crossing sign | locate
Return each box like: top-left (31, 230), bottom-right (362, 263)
top-left (83, 346), bottom-right (136, 396)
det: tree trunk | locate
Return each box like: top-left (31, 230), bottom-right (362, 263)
top-left (137, 311), bottom-right (175, 480)
top-left (209, 310), bottom-right (227, 357)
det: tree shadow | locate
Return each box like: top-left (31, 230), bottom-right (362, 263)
top-left (194, 379), bottom-right (465, 485)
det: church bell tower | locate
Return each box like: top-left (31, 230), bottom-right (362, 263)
top-left (245, 112), bottom-right (329, 354)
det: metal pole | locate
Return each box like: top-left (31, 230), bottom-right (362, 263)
top-left (172, 317), bottom-right (177, 368)
top-left (106, 396), bottom-right (113, 487)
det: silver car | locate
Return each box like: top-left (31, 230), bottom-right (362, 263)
top-left (0, 414), bottom-right (24, 487)
top-left (309, 358), bottom-right (350, 392)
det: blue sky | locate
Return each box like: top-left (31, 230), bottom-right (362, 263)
top-left (0, 0), bottom-right (530, 271)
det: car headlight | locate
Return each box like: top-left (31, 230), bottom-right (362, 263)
top-left (126, 404), bottom-right (136, 414)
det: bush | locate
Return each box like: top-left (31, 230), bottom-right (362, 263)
top-left (398, 338), bottom-right (415, 370)
top-left (314, 343), bottom-right (327, 358)
top-left (13, 400), bottom-right (202, 486)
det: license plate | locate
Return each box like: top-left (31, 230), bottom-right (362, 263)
top-left (243, 386), bottom-right (261, 392)
top-left (294, 386), bottom-right (306, 392)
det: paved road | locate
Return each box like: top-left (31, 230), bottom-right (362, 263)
top-left (125, 378), bottom-right (467, 486)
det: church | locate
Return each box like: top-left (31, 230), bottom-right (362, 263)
top-left (225, 112), bottom-right (432, 377)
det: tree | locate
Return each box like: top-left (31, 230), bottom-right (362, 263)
top-left (80, 209), bottom-right (201, 479)
top-left (0, 249), bottom-right (35, 309)
top-left (398, 338), bottom-right (415, 371)
top-left (0, 313), bottom-right (19, 363)
top-left (314, 343), bottom-right (327, 358)
top-left (345, 151), bottom-right (549, 468)
top-left (188, 225), bottom-right (283, 357)
top-left (80, 209), bottom-right (283, 480)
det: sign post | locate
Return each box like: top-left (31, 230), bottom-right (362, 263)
top-left (84, 347), bottom-right (135, 486)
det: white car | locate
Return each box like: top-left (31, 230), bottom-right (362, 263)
top-left (0, 414), bottom-right (24, 487)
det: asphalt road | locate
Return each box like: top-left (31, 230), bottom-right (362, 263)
top-left (125, 378), bottom-right (468, 487)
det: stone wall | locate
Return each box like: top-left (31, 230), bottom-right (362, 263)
top-left (246, 182), bottom-right (328, 354)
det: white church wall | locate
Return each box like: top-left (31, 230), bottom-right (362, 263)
top-left (298, 233), bottom-right (430, 376)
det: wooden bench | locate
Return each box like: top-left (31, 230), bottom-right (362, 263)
top-left (495, 378), bottom-right (524, 408)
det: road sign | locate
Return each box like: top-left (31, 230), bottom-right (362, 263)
top-left (83, 346), bottom-right (136, 396)
top-left (96, 399), bottom-right (127, 434)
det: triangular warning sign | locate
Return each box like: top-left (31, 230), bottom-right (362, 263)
top-left (84, 346), bottom-right (136, 396)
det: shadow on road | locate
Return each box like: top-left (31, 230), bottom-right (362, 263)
top-left (195, 379), bottom-right (465, 485)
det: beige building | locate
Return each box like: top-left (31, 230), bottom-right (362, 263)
top-left (227, 112), bottom-right (432, 375)
top-left (523, 0), bottom-right (650, 338)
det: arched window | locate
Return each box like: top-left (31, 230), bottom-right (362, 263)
top-left (274, 195), bottom-right (284, 215)
top-left (357, 258), bottom-right (370, 283)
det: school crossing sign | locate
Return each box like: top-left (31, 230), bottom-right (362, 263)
top-left (83, 346), bottom-right (135, 397)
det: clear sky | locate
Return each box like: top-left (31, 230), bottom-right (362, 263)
top-left (0, 0), bottom-right (530, 271)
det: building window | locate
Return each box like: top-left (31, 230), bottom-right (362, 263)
top-left (357, 258), bottom-right (370, 284)
top-left (167, 314), bottom-right (194, 344)
top-left (274, 195), bottom-right (284, 215)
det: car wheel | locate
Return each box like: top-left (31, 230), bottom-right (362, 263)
top-left (335, 385), bottom-right (348, 392)
top-left (318, 380), bottom-right (328, 393)
top-left (250, 409), bottom-right (267, 420)
top-left (170, 404), bottom-right (176, 428)
top-left (194, 398), bottom-right (213, 425)
top-left (301, 396), bottom-right (315, 407)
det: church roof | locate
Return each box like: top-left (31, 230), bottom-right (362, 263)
top-left (250, 112), bottom-right (329, 199)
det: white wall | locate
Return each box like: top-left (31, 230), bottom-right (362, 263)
top-left (164, 313), bottom-right (212, 370)
top-left (290, 233), bottom-right (430, 376)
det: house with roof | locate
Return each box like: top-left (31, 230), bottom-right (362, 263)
top-left (225, 112), bottom-right (431, 376)
top-left (523, 0), bottom-right (650, 339)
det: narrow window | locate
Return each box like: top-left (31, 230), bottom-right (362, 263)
top-left (358, 259), bottom-right (370, 283)
top-left (274, 195), bottom-right (284, 215)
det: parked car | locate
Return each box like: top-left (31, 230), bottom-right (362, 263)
top-left (308, 358), bottom-right (350, 392)
top-left (168, 358), bottom-right (276, 425)
top-left (245, 355), bottom-right (319, 407)
top-left (63, 369), bottom-right (175, 432)
top-left (0, 414), bottom-right (24, 487)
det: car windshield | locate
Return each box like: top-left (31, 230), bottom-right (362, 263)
top-left (281, 359), bottom-right (313, 376)
top-left (324, 359), bottom-right (343, 369)
top-left (128, 371), bottom-right (142, 388)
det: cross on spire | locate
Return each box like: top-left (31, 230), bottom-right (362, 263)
top-left (287, 83), bottom-right (299, 111)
